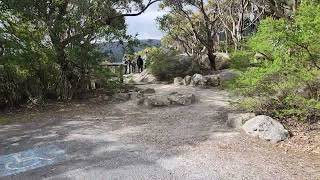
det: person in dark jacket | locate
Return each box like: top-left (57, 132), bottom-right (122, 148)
top-left (137, 55), bottom-right (144, 73)
top-left (122, 56), bottom-right (128, 74)
top-left (131, 59), bottom-right (136, 73)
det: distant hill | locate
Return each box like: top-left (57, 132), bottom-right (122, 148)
top-left (97, 39), bottom-right (161, 62)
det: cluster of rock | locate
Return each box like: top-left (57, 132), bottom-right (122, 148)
top-left (138, 92), bottom-right (196, 108)
top-left (110, 88), bottom-right (154, 102)
top-left (227, 113), bottom-right (289, 143)
top-left (174, 74), bottom-right (220, 87)
top-left (112, 87), bottom-right (197, 108)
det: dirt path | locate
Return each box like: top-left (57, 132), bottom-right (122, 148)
top-left (0, 84), bottom-right (319, 180)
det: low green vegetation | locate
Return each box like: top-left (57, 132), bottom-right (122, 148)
top-left (137, 47), bottom-right (201, 81)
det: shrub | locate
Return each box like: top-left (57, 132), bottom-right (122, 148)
top-left (230, 51), bottom-right (255, 70)
top-left (230, 2), bottom-right (320, 122)
top-left (138, 47), bottom-right (201, 81)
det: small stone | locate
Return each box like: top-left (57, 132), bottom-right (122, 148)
top-left (183, 75), bottom-right (192, 86)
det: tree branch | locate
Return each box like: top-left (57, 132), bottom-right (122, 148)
top-left (105, 0), bottom-right (162, 24)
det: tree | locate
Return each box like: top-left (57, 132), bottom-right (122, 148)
top-left (216, 0), bottom-right (265, 50)
top-left (161, 0), bottom-right (222, 70)
top-left (1, 0), bottom-right (160, 99)
top-left (254, 0), bottom-right (301, 19)
top-left (158, 13), bottom-right (202, 56)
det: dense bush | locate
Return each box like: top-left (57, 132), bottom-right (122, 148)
top-left (229, 51), bottom-right (255, 70)
top-left (230, 2), bottom-right (320, 122)
top-left (142, 47), bottom-right (201, 81)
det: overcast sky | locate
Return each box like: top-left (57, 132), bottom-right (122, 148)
top-left (126, 2), bottom-right (165, 40)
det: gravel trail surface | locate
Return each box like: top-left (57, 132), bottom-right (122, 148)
top-left (0, 84), bottom-right (319, 180)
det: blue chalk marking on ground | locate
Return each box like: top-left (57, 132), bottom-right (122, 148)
top-left (0, 145), bottom-right (65, 177)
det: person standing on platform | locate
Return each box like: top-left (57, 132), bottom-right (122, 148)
top-left (131, 58), bottom-right (136, 73)
top-left (137, 55), bottom-right (144, 73)
top-left (122, 56), bottom-right (128, 74)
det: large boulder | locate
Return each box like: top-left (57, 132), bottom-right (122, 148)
top-left (242, 115), bottom-right (289, 143)
top-left (173, 77), bottom-right (184, 86)
top-left (227, 113), bottom-right (256, 129)
top-left (199, 55), bottom-right (212, 70)
top-left (168, 93), bottom-right (196, 106)
top-left (199, 53), bottom-right (230, 70)
top-left (214, 53), bottom-right (230, 70)
top-left (134, 69), bottom-right (157, 84)
top-left (183, 75), bottom-right (192, 86)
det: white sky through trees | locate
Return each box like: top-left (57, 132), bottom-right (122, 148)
top-left (126, 1), bottom-right (165, 40)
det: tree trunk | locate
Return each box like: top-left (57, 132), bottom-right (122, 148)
top-left (225, 29), bottom-right (229, 53)
top-left (55, 45), bottom-right (73, 100)
top-left (207, 51), bottom-right (217, 71)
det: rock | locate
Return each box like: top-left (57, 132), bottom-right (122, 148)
top-left (188, 74), bottom-right (221, 87)
top-left (113, 93), bottom-right (131, 101)
top-left (103, 95), bottom-right (111, 101)
top-left (137, 98), bottom-right (145, 105)
top-left (174, 77), bottom-right (184, 86)
top-left (143, 75), bottom-right (157, 84)
top-left (214, 53), bottom-right (230, 70)
top-left (139, 95), bottom-right (171, 108)
top-left (199, 53), bottom-right (230, 70)
top-left (204, 75), bottom-right (220, 87)
top-left (137, 92), bottom-right (196, 107)
top-left (227, 113), bottom-right (256, 129)
top-left (254, 53), bottom-right (266, 62)
top-left (242, 115), bottom-right (289, 143)
top-left (129, 92), bottom-right (144, 100)
top-left (168, 93), bottom-right (196, 106)
top-left (199, 55), bottom-right (212, 70)
top-left (183, 75), bottom-right (192, 86)
top-left (217, 69), bottom-right (241, 81)
top-left (123, 74), bottom-right (135, 84)
top-left (134, 69), bottom-right (157, 84)
top-left (139, 88), bottom-right (156, 94)
top-left (190, 74), bottom-right (206, 87)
